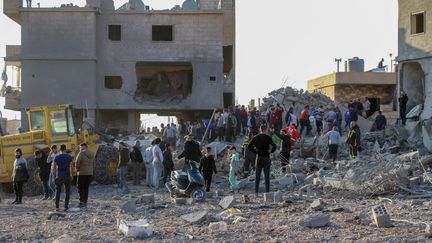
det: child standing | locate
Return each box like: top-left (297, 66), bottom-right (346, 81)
top-left (199, 147), bottom-right (217, 192)
top-left (227, 146), bottom-right (240, 192)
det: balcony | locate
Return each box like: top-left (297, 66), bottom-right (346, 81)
top-left (3, 0), bottom-right (21, 24)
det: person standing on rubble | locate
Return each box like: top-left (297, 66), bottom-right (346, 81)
top-left (335, 107), bottom-right (343, 136)
top-left (346, 121), bottom-right (361, 160)
top-left (199, 147), bottom-right (217, 192)
top-left (364, 98), bottom-right (371, 118)
top-left (248, 124), bottom-right (277, 195)
top-left (74, 143), bottom-right (95, 208)
top-left (130, 140), bottom-right (144, 185)
top-left (118, 142), bottom-right (130, 193)
top-left (12, 148), bottom-right (28, 204)
top-left (227, 146), bottom-right (240, 192)
top-left (271, 127), bottom-right (291, 173)
top-left (163, 124), bottom-right (177, 151)
top-left (285, 107), bottom-right (298, 127)
top-left (52, 144), bottom-right (73, 211)
top-left (151, 138), bottom-right (164, 189)
top-left (374, 111), bottom-right (387, 131)
top-left (323, 127), bottom-right (341, 163)
top-left (144, 141), bottom-right (155, 187)
top-left (162, 143), bottom-right (174, 185)
top-left (241, 132), bottom-right (255, 178)
top-left (313, 105), bottom-right (324, 135)
top-left (216, 111), bottom-right (225, 142)
top-left (299, 105), bottom-right (311, 136)
top-left (35, 150), bottom-right (51, 200)
top-left (178, 134), bottom-right (202, 171)
top-left (399, 91), bottom-right (409, 126)
top-left (225, 110), bottom-right (237, 143)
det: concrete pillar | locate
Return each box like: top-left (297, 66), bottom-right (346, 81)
top-left (83, 109), bottom-right (96, 127)
top-left (128, 110), bottom-right (139, 134)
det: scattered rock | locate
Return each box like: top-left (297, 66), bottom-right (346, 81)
top-left (299, 213), bottom-right (330, 228)
top-left (174, 198), bottom-right (187, 205)
top-left (242, 194), bottom-right (250, 204)
top-left (180, 210), bottom-right (208, 224)
top-left (274, 191), bottom-right (283, 203)
top-left (47, 212), bottom-right (66, 220)
top-left (425, 224), bottom-right (432, 237)
top-left (121, 200), bottom-right (137, 213)
top-left (309, 199), bottom-right (323, 211)
top-left (208, 221), bottom-right (228, 233)
top-left (53, 234), bottom-right (76, 243)
top-left (264, 192), bottom-right (274, 203)
top-left (137, 194), bottom-right (155, 205)
top-left (218, 196), bottom-right (235, 209)
top-left (278, 175), bottom-right (294, 190)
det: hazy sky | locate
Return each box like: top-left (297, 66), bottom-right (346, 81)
top-left (0, 0), bottom-right (398, 123)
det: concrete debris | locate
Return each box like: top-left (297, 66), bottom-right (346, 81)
top-left (53, 234), bottom-right (76, 243)
top-left (119, 219), bottom-right (154, 238)
top-left (180, 210), bottom-right (208, 224)
top-left (264, 192), bottom-right (274, 203)
top-left (371, 205), bottom-right (392, 228)
top-left (298, 213), bottom-right (330, 228)
top-left (47, 212), bottom-right (66, 220)
top-left (309, 199), bottom-right (324, 211)
top-left (278, 175), bottom-right (294, 191)
top-left (274, 191), bottom-right (283, 203)
top-left (426, 224), bottom-right (432, 238)
top-left (121, 200), bottom-right (137, 213)
top-left (137, 194), bottom-right (155, 206)
top-left (218, 196), bottom-right (235, 209)
top-left (208, 221), bottom-right (228, 233)
top-left (174, 198), bottom-right (187, 205)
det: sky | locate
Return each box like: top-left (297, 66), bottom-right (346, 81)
top-left (0, 0), bottom-right (398, 127)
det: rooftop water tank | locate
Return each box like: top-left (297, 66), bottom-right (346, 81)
top-left (182, 0), bottom-right (198, 9)
top-left (347, 57), bottom-right (365, 72)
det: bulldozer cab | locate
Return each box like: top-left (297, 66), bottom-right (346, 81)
top-left (28, 105), bottom-right (78, 152)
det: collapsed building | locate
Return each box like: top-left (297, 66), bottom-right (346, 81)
top-left (397, 0), bottom-right (432, 152)
top-left (2, 0), bottom-right (235, 133)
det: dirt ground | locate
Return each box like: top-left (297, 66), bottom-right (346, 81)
top-left (1, 175), bottom-right (431, 242)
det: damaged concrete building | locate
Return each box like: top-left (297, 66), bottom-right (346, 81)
top-left (2, 0), bottom-right (235, 133)
top-left (397, 0), bottom-right (432, 152)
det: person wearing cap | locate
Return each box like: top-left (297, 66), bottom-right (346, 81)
top-left (227, 146), bottom-right (240, 191)
top-left (178, 134), bottom-right (202, 171)
top-left (199, 147), bottom-right (217, 192)
top-left (248, 124), bottom-right (276, 195)
top-left (74, 143), bottom-right (95, 208)
top-left (118, 142), bottom-right (130, 193)
top-left (270, 126), bottom-right (291, 173)
top-left (52, 144), bottom-right (73, 211)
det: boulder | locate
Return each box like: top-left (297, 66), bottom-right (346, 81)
top-left (309, 199), bottom-right (323, 211)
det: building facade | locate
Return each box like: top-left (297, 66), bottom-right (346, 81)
top-left (398, 0), bottom-right (432, 151)
top-left (308, 72), bottom-right (397, 113)
top-left (3, 0), bottom-right (235, 133)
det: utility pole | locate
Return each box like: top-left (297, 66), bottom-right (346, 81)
top-left (335, 58), bottom-right (342, 72)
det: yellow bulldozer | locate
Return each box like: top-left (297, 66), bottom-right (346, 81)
top-left (0, 104), bottom-right (119, 195)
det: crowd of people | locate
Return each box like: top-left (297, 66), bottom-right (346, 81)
top-left (7, 91), bottom-right (410, 206)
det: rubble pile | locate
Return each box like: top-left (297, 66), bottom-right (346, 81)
top-left (261, 87), bottom-right (335, 113)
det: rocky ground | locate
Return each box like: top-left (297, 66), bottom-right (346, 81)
top-left (1, 172), bottom-right (432, 242)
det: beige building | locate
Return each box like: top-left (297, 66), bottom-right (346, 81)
top-left (398, 0), bottom-right (432, 151)
top-left (308, 72), bottom-right (397, 112)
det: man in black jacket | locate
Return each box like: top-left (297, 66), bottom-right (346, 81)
top-left (399, 91), bottom-right (409, 126)
top-left (35, 150), bottom-right (51, 200)
top-left (162, 144), bottom-right (174, 185)
top-left (248, 125), bottom-right (277, 195)
top-left (271, 127), bottom-right (291, 173)
top-left (199, 147), bottom-right (217, 192)
top-left (347, 121), bottom-right (361, 160)
top-left (130, 141), bottom-right (144, 185)
top-left (178, 134), bottom-right (202, 171)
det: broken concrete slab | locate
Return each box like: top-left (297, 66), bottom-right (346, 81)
top-left (299, 213), bottom-right (330, 228)
top-left (218, 196), bottom-right (235, 209)
top-left (119, 219), bottom-right (154, 238)
top-left (180, 210), bottom-right (208, 224)
top-left (278, 175), bottom-right (294, 191)
top-left (121, 200), bottom-right (137, 213)
top-left (208, 221), bottom-right (228, 233)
